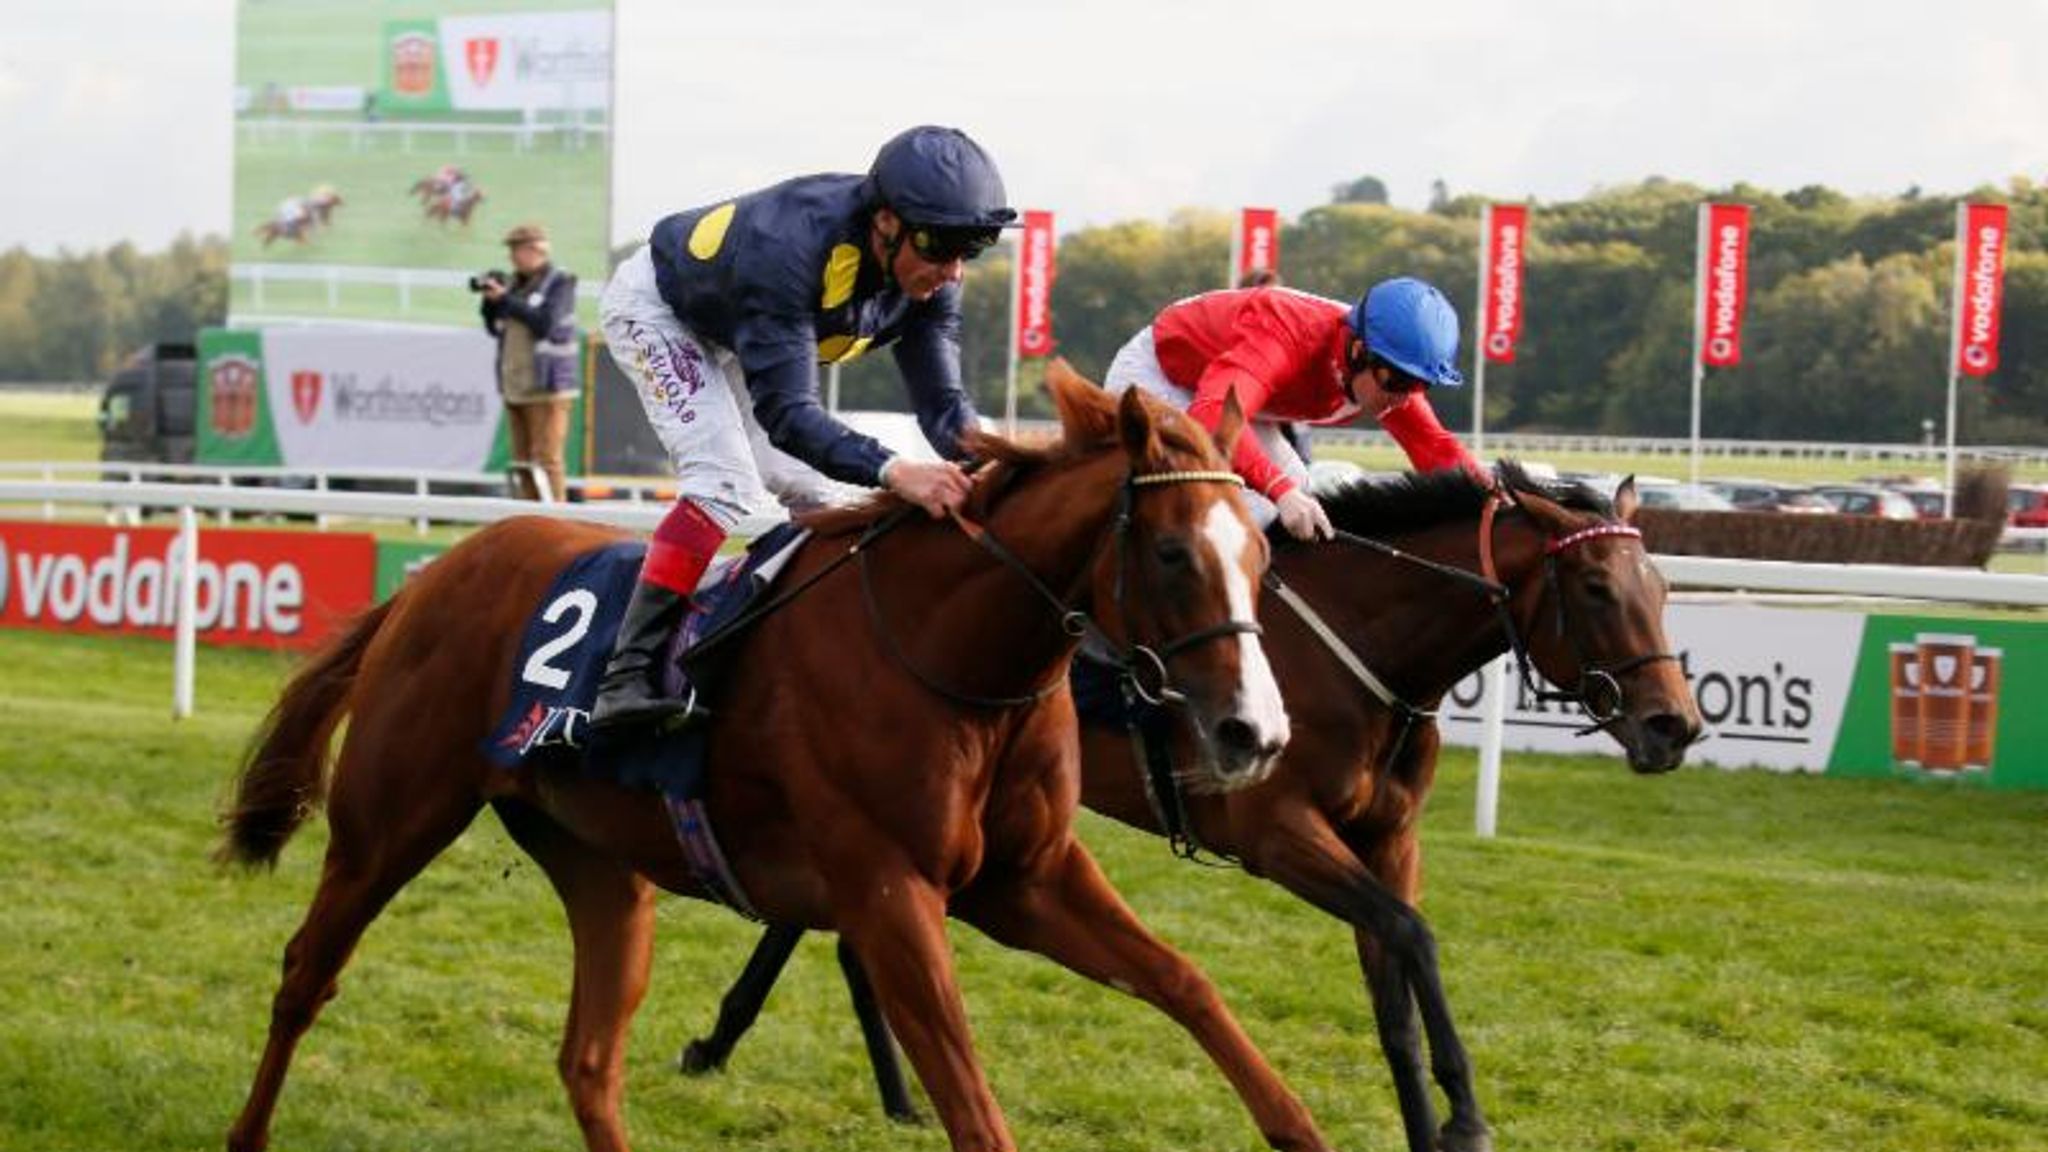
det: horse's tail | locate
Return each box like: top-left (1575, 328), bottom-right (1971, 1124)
top-left (214, 597), bottom-right (397, 870)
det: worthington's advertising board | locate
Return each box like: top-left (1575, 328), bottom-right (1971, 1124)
top-left (196, 326), bottom-right (585, 472)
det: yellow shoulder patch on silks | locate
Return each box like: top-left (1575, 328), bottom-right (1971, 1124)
top-left (687, 203), bottom-right (738, 260)
top-left (817, 334), bottom-right (873, 364)
top-left (820, 243), bottom-right (862, 310)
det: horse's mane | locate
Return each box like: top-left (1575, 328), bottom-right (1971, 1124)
top-left (799, 386), bottom-right (1223, 540)
top-left (1300, 458), bottom-right (1613, 543)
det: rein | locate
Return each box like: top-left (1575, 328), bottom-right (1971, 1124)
top-left (859, 467), bottom-right (1261, 714)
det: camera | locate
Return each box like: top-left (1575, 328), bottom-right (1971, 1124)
top-left (467, 270), bottom-right (508, 292)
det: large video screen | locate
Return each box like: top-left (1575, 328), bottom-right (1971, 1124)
top-left (229, 0), bottom-right (612, 329)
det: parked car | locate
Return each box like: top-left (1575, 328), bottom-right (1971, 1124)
top-left (1635, 480), bottom-right (1736, 512)
top-left (1703, 478), bottom-right (1837, 514)
top-left (1887, 486), bottom-right (1949, 520)
top-left (1811, 484), bottom-right (1919, 520)
top-left (2009, 483), bottom-right (2048, 529)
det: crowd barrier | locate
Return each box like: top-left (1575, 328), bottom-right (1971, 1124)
top-left (5, 478), bottom-right (2046, 833)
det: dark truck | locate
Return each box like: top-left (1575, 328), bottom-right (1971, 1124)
top-left (96, 343), bottom-right (197, 465)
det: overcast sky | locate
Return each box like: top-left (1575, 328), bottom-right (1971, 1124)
top-left (5, 0), bottom-right (2044, 253)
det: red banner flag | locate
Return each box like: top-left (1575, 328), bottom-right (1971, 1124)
top-left (1234, 207), bottom-right (1280, 286)
top-left (1015, 209), bottom-right (1056, 359)
top-left (1954, 203), bottom-right (2009, 377)
top-left (1481, 204), bottom-right (1528, 364)
top-left (1698, 203), bottom-right (1752, 367)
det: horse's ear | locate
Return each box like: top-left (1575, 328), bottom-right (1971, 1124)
top-left (1613, 475), bottom-right (1640, 522)
top-left (1045, 358), bottom-right (1117, 445)
top-left (1211, 386), bottom-right (1246, 460)
top-left (1117, 386), bottom-right (1163, 467)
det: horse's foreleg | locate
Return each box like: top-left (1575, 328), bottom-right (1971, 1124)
top-left (226, 782), bottom-right (481, 1152)
top-left (1257, 816), bottom-right (1490, 1152)
top-left (957, 842), bottom-right (1331, 1152)
top-left (1353, 834), bottom-right (1491, 1152)
top-left (495, 802), bottom-right (656, 1152)
top-left (833, 870), bottom-right (1010, 1152)
top-left (678, 923), bottom-right (805, 1075)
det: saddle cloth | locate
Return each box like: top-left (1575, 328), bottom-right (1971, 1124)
top-left (482, 522), bottom-right (809, 788)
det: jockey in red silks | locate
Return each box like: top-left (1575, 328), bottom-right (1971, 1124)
top-left (590, 126), bottom-right (1015, 738)
top-left (1104, 278), bottom-right (1484, 541)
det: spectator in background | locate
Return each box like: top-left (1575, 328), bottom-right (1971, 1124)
top-left (479, 222), bottom-right (580, 501)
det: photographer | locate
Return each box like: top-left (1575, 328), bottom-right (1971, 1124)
top-left (478, 223), bottom-right (579, 501)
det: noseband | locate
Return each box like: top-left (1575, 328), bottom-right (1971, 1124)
top-left (860, 467), bottom-right (1262, 711)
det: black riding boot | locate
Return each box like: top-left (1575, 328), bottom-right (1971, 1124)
top-left (590, 580), bottom-right (694, 733)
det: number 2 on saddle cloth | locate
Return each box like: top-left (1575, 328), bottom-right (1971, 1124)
top-left (482, 522), bottom-right (812, 917)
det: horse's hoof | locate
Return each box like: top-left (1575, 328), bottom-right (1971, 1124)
top-left (677, 1039), bottom-right (723, 1076)
top-left (884, 1107), bottom-right (922, 1127)
top-left (1436, 1120), bottom-right (1494, 1152)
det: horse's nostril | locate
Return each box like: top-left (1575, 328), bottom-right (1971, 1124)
top-left (1645, 711), bottom-right (1697, 747)
top-left (1215, 717), bottom-right (1260, 757)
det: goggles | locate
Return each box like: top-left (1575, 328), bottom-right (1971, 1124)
top-left (905, 223), bottom-right (1001, 264)
top-left (1348, 346), bottom-right (1430, 394)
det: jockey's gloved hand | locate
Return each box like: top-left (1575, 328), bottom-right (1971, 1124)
top-left (1275, 487), bottom-right (1334, 542)
top-left (883, 458), bottom-right (973, 519)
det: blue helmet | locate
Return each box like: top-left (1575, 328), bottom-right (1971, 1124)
top-left (1348, 277), bottom-right (1465, 388)
top-left (865, 126), bottom-right (1017, 230)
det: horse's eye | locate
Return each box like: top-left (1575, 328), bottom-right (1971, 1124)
top-left (1154, 537), bottom-right (1195, 570)
top-left (1579, 577), bottom-right (1618, 605)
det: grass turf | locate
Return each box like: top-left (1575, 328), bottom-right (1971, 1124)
top-left (0, 628), bottom-right (2042, 1151)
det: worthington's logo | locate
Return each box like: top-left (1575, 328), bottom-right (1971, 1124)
top-left (329, 374), bottom-right (490, 426)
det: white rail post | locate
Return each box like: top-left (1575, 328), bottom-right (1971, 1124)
top-left (173, 507), bottom-right (199, 719)
top-left (1475, 654), bottom-right (1511, 838)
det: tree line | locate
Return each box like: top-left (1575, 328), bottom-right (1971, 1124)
top-left (0, 235), bottom-right (228, 383)
top-left (841, 176), bottom-right (2048, 445)
top-left (6, 178), bottom-right (2044, 444)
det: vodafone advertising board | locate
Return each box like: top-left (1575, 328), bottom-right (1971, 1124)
top-left (0, 522), bottom-right (375, 650)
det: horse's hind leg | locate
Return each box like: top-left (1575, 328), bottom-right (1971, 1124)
top-left (956, 842), bottom-right (1331, 1152)
top-left (493, 801), bottom-right (655, 1152)
top-left (227, 760), bottom-right (483, 1152)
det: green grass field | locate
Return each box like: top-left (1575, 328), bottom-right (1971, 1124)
top-left (1, 627), bottom-right (2044, 1152)
top-left (0, 391), bottom-right (101, 462)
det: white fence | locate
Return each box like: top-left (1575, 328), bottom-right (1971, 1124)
top-left (5, 477), bottom-right (2046, 837)
top-left (229, 263), bottom-right (605, 317)
top-left (237, 116), bottom-right (608, 156)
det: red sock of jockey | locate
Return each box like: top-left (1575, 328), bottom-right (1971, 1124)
top-left (643, 499), bottom-right (727, 598)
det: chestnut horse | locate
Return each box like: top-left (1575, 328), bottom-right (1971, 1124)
top-left (216, 365), bottom-right (1340, 1152)
top-left (675, 464), bottom-right (1703, 1152)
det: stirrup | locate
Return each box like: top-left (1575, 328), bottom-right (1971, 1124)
top-left (591, 687), bottom-right (703, 735)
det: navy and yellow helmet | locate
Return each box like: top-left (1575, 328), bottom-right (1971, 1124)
top-left (865, 126), bottom-right (1017, 260)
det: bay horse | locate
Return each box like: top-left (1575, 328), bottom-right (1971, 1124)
top-left (674, 463), bottom-right (1704, 1152)
top-left (216, 364), bottom-right (1343, 1152)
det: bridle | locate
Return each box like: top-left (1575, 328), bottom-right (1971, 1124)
top-left (1476, 494), bottom-right (1682, 736)
top-left (860, 466), bottom-right (1264, 712)
top-left (1270, 484), bottom-right (1679, 746)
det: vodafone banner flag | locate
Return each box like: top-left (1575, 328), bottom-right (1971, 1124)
top-left (1015, 210), bottom-right (1056, 359)
top-left (1698, 203), bottom-right (1752, 367)
top-left (1954, 203), bottom-right (2009, 377)
top-left (1233, 207), bottom-right (1281, 285)
top-left (1481, 204), bottom-right (1528, 363)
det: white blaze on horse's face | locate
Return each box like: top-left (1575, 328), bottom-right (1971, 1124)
top-left (1200, 500), bottom-right (1290, 776)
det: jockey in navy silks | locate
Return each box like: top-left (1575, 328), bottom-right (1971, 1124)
top-left (593, 126), bottom-right (1017, 737)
